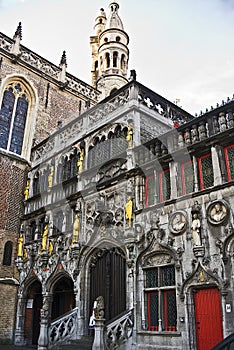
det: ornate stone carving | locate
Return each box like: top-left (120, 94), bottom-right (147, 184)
top-left (169, 211), bottom-right (187, 235)
top-left (207, 200), bottom-right (229, 226)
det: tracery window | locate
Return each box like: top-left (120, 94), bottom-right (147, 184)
top-left (2, 241), bottom-right (13, 266)
top-left (145, 265), bottom-right (177, 332)
top-left (224, 144), bottom-right (234, 181)
top-left (0, 82), bottom-right (29, 155)
top-left (198, 153), bottom-right (214, 190)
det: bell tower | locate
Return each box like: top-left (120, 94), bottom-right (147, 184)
top-left (90, 1), bottom-right (129, 98)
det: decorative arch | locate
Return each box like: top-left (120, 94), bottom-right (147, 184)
top-left (0, 75), bottom-right (38, 159)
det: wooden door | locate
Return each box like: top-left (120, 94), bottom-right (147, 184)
top-left (90, 249), bottom-right (126, 321)
top-left (194, 288), bottom-right (223, 350)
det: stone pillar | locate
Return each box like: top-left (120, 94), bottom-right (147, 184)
top-left (14, 294), bottom-right (27, 346)
top-left (211, 145), bottom-right (223, 186)
top-left (92, 318), bottom-right (106, 350)
top-left (38, 294), bottom-right (52, 350)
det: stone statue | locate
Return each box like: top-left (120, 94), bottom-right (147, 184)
top-left (72, 213), bottom-right (80, 243)
top-left (126, 124), bottom-right (133, 148)
top-left (41, 224), bottom-right (49, 251)
top-left (48, 166), bottom-right (54, 188)
top-left (191, 212), bottom-right (201, 246)
top-left (17, 233), bottom-right (24, 257)
top-left (24, 179), bottom-right (30, 200)
top-left (125, 195), bottom-right (133, 227)
top-left (95, 296), bottom-right (105, 319)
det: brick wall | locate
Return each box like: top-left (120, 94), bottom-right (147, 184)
top-left (0, 283), bottom-right (18, 343)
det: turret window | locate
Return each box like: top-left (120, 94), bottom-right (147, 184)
top-left (3, 241), bottom-right (13, 266)
top-left (0, 83), bottom-right (29, 155)
top-left (116, 36), bottom-right (121, 42)
top-left (113, 51), bottom-right (118, 68)
top-left (106, 53), bottom-right (110, 68)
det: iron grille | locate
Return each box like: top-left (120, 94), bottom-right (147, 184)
top-left (200, 155), bottom-right (214, 189)
top-left (88, 138), bottom-right (127, 168)
top-left (146, 176), bottom-right (156, 206)
top-left (228, 147), bottom-right (234, 180)
top-left (183, 162), bottom-right (194, 194)
top-left (161, 265), bottom-right (175, 286)
top-left (161, 170), bottom-right (171, 201)
top-left (146, 268), bottom-right (158, 288)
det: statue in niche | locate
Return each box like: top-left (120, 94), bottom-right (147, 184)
top-left (41, 224), bottom-right (49, 251)
top-left (48, 241), bottom-right (53, 255)
top-left (24, 179), bottom-right (30, 200)
top-left (191, 201), bottom-right (202, 246)
top-left (125, 195), bottom-right (133, 227)
top-left (23, 248), bottom-right (28, 261)
top-left (17, 233), bottom-right (24, 257)
top-left (72, 213), bottom-right (80, 243)
top-left (126, 124), bottom-right (133, 148)
top-left (48, 166), bottom-right (54, 188)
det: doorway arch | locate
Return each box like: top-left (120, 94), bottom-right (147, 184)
top-left (24, 280), bottom-right (42, 345)
top-left (51, 276), bottom-right (75, 320)
top-left (89, 248), bottom-right (126, 321)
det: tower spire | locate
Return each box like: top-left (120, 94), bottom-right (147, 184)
top-left (90, 2), bottom-right (129, 99)
top-left (11, 22), bottom-right (22, 56)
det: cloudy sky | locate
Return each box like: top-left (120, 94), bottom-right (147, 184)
top-left (0, 0), bottom-right (234, 115)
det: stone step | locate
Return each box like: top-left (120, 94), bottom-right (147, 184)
top-left (55, 337), bottom-right (93, 350)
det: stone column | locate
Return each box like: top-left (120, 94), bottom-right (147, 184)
top-left (92, 318), bottom-right (106, 350)
top-left (211, 145), bottom-right (222, 186)
top-left (38, 293), bottom-right (52, 350)
top-left (14, 294), bottom-right (27, 346)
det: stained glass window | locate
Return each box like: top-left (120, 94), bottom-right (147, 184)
top-left (159, 169), bottom-right (171, 202)
top-left (145, 265), bottom-right (177, 332)
top-left (198, 154), bottom-right (214, 189)
top-left (224, 145), bottom-right (234, 181)
top-left (0, 83), bottom-right (29, 155)
top-left (181, 161), bottom-right (194, 195)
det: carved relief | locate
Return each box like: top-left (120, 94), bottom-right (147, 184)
top-left (169, 211), bottom-right (187, 235)
top-left (207, 200), bottom-right (229, 226)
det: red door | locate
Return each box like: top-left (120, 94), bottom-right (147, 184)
top-left (194, 288), bottom-right (223, 350)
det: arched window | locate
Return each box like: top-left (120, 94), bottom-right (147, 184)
top-left (116, 36), bottom-right (121, 42)
top-left (121, 54), bottom-right (125, 71)
top-left (113, 51), bottom-right (118, 68)
top-left (0, 82), bottom-right (29, 155)
top-left (3, 241), bottom-right (13, 266)
top-left (95, 60), bottom-right (98, 71)
top-left (33, 172), bottom-right (40, 196)
top-left (105, 53), bottom-right (110, 69)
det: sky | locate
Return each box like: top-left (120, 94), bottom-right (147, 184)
top-left (0, 0), bottom-right (234, 115)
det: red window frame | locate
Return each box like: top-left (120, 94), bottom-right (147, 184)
top-left (198, 153), bottom-right (213, 190)
top-left (224, 144), bottom-right (234, 181)
top-left (159, 169), bottom-right (170, 202)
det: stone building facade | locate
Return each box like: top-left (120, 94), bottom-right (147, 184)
top-left (0, 2), bottom-right (234, 350)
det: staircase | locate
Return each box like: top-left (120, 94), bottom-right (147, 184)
top-left (54, 336), bottom-right (93, 350)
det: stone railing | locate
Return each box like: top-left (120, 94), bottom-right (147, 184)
top-left (105, 309), bottom-right (134, 350)
top-left (48, 307), bottom-right (78, 348)
top-left (0, 32), bottom-right (99, 102)
top-left (135, 100), bottom-right (234, 166)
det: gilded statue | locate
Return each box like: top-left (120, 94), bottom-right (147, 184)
top-left (41, 224), bottom-right (49, 251)
top-left (77, 149), bottom-right (84, 174)
top-left (23, 248), bottom-right (28, 261)
top-left (48, 241), bottom-right (53, 255)
top-left (126, 124), bottom-right (133, 148)
top-left (72, 213), bottom-right (80, 243)
top-left (17, 233), bottom-right (24, 257)
top-left (48, 166), bottom-right (54, 188)
top-left (24, 179), bottom-right (30, 201)
top-left (125, 195), bottom-right (133, 227)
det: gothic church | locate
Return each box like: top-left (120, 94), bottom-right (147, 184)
top-left (0, 2), bottom-right (234, 350)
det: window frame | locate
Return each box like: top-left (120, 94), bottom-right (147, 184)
top-left (198, 153), bottom-right (214, 190)
top-left (145, 174), bottom-right (156, 207)
top-left (224, 144), bottom-right (234, 182)
top-left (181, 160), bottom-right (194, 195)
top-left (144, 264), bottom-right (177, 332)
top-left (159, 168), bottom-right (171, 202)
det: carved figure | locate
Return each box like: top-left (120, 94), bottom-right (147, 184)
top-left (23, 248), bottom-right (28, 261)
top-left (171, 213), bottom-right (186, 232)
top-left (191, 212), bottom-right (201, 246)
top-left (125, 196), bottom-right (133, 227)
top-left (95, 296), bottom-right (105, 319)
top-left (48, 241), bottom-right (53, 255)
top-left (126, 124), bottom-right (133, 148)
top-left (17, 233), bottom-right (24, 257)
top-left (72, 213), bottom-right (80, 243)
top-left (77, 149), bottom-right (84, 174)
top-left (41, 224), bottom-right (49, 251)
top-left (24, 179), bottom-right (30, 200)
top-left (48, 167), bottom-right (54, 188)
top-left (210, 202), bottom-right (227, 223)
